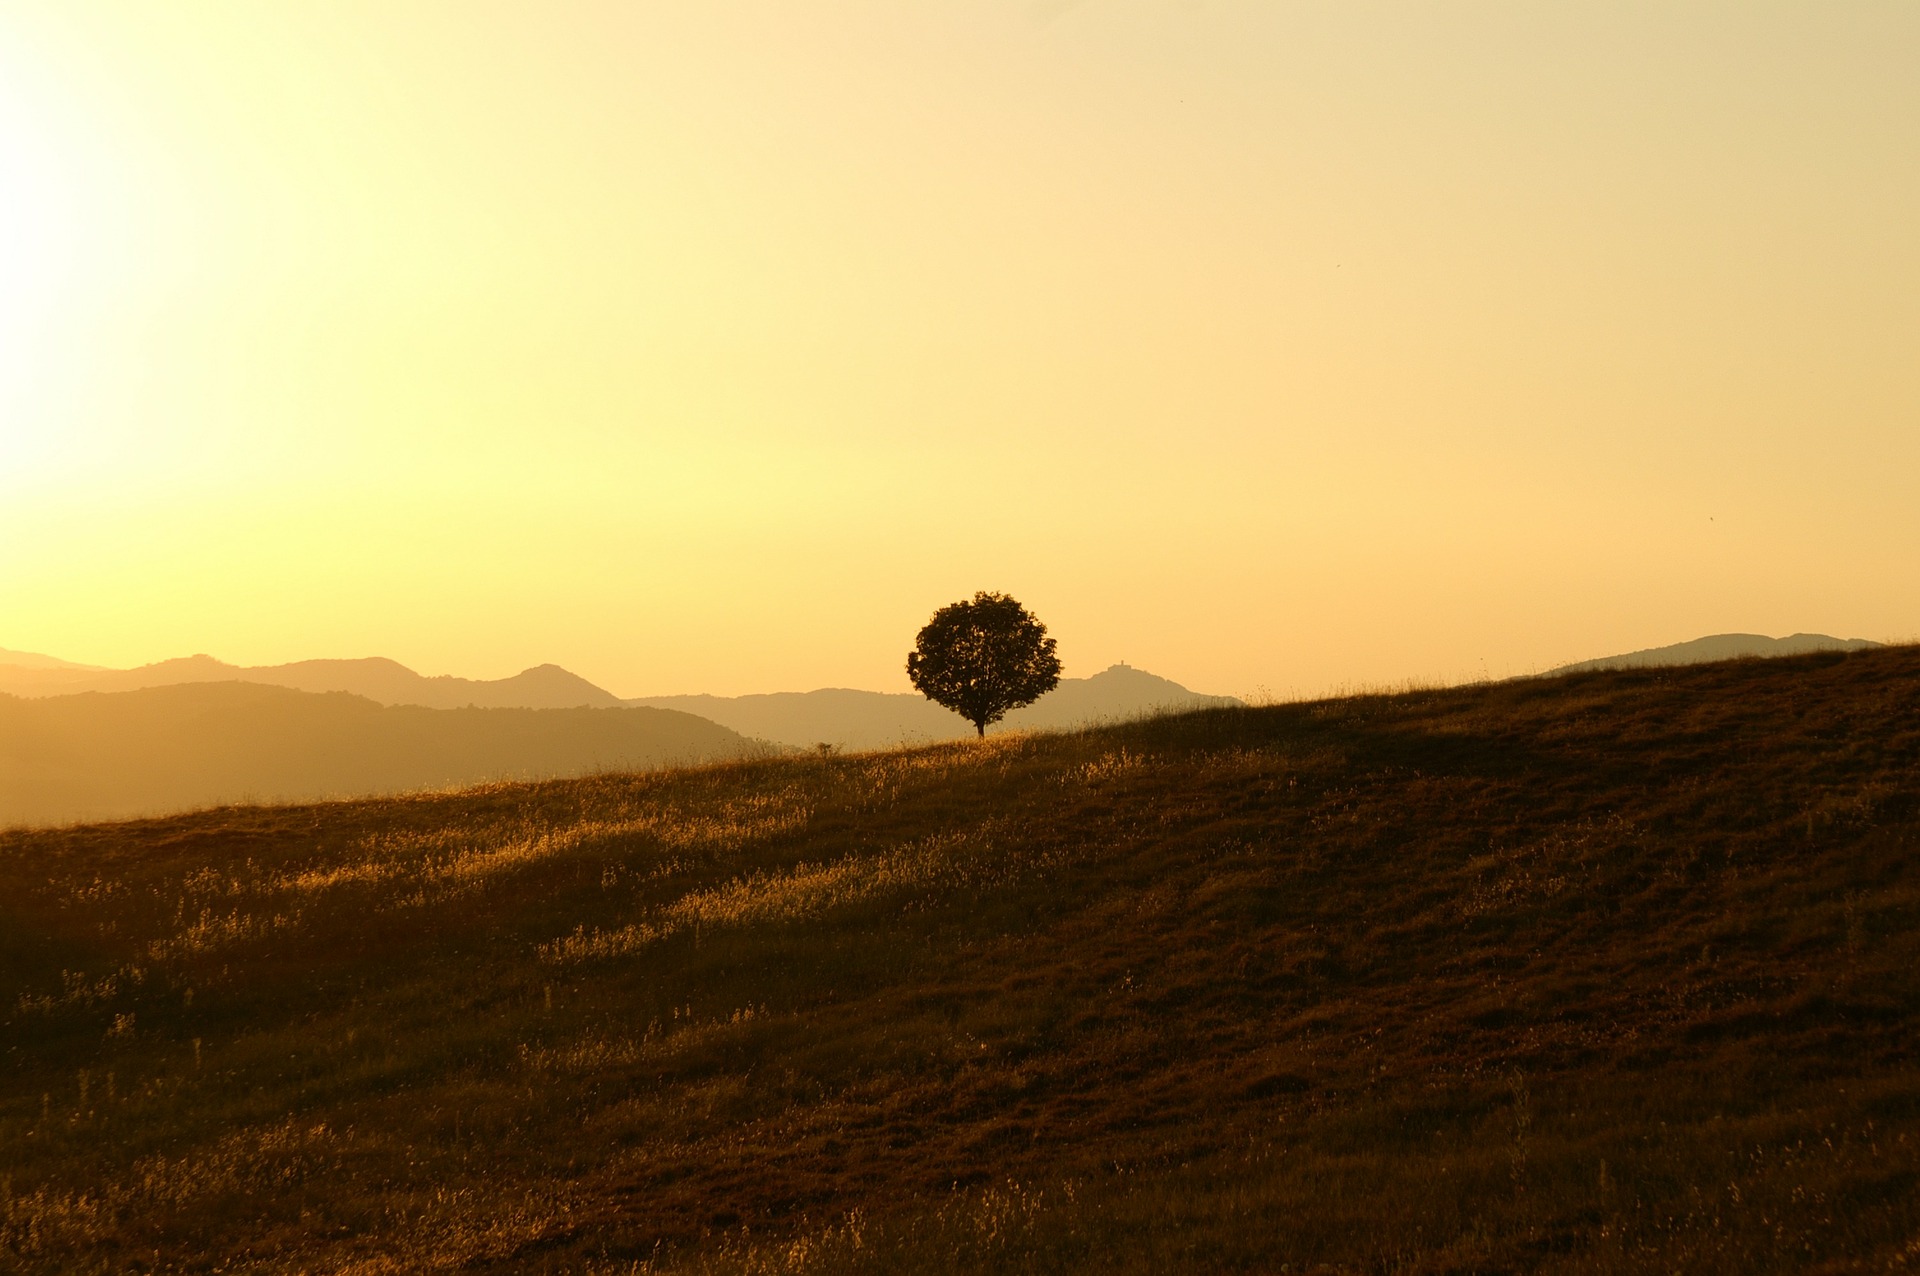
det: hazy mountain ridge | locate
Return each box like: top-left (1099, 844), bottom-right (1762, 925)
top-left (0, 653), bottom-right (623, 709)
top-left (0, 651), bottom-right (1239, 750)
top-left (627, 664), bottom-right (1242, 750)
top-left (0, 682), bottom-right (752, 827)
top-left (0, 648), bottom-right (106, 672)
top-left (1547, 631), bottom-right (1881, 675)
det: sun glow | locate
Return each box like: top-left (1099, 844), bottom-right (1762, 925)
top-left (0, 122), bottom-right (75, 312)
top-left (0, 60), bottom-right (88, 321)
top-left (0, 74), bottom-right (89, 484)
top-left (0, 23), bottom-right (158, 487)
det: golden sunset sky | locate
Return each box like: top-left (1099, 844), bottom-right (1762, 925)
top-left (3, 2), bottom-right (1916, 697)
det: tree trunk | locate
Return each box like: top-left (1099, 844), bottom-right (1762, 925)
top-left (975, 721), bottom-right (985, 738)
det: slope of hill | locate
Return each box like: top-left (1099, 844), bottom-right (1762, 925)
top-left (628, 663), bottom-right (1240, 749)
top-left (0, 647), bottom-right (105, 671)
top-left (0, 682), bottom-right (754, 826)
top-left (0, 653), bottom-right (623, 709)
top-left (4, 646), bottom-right (1918, 1272)
top-left (1548, 631), bottom-right (1881, 675)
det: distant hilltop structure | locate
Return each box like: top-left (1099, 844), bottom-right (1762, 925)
top-left (1546, 632), bottom-right (1882, 676)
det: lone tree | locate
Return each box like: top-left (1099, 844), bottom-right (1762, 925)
top-left (907, 591), bottom-right (1062, 737)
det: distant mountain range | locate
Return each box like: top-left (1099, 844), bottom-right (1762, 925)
top-left (628, 664), bottom-right (1243, 751)
top-left (1545, 633), bottom-right (1882, 676)
top-left (0, 683), bottom-right (750, 827)
top-left (0, 653), bottom-right (622, 709)
top-left (0, 651), bottom-right (1241, 750)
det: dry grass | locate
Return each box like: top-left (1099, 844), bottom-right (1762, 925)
top-left (4, 647), bottom-right (1920, 1272)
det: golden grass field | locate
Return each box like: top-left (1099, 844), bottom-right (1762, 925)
top-left (5, 647), bottom-right (1919, 1272)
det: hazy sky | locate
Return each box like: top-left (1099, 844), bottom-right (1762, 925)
top-left (3, 2), bottom-right (1916, 698)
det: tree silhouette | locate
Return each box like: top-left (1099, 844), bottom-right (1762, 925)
top-left (907, 592), bottom-right (1062, 737)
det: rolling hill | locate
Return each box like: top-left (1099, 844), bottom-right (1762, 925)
top-left (4, 644), bottom-right (1917, 1271)
top-left (627, 663), bottom-right (1241, 750)
top-left (0, 682), bottom-right (754, 827)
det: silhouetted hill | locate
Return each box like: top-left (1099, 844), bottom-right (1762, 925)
top-left (1005, 663), bottom-right (1239, 732)
top-left (627, 663), bottom-right (1240, 749)
top-left (0, 682), bottom-right (753, 826)
top-left (4, 644), bottom-right (1916, 1270)
top-left (1547, 631), bottom-right (1881, 675)
top-left (0, 653), bottom-right (623, 709)
top-left (259, 658), bottom-right (624, 709)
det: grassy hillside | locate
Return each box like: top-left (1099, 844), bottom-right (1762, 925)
top-left (0, 683), bottom-right (753, 826)
top-left (4, 647), bottom-right (1919, 1272)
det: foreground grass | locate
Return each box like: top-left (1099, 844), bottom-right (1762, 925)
top-left (4, 647), bottom-right (1919, 1272)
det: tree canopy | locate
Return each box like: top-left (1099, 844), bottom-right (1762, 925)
top-left (906, 592), bottom-right (1062, 737)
